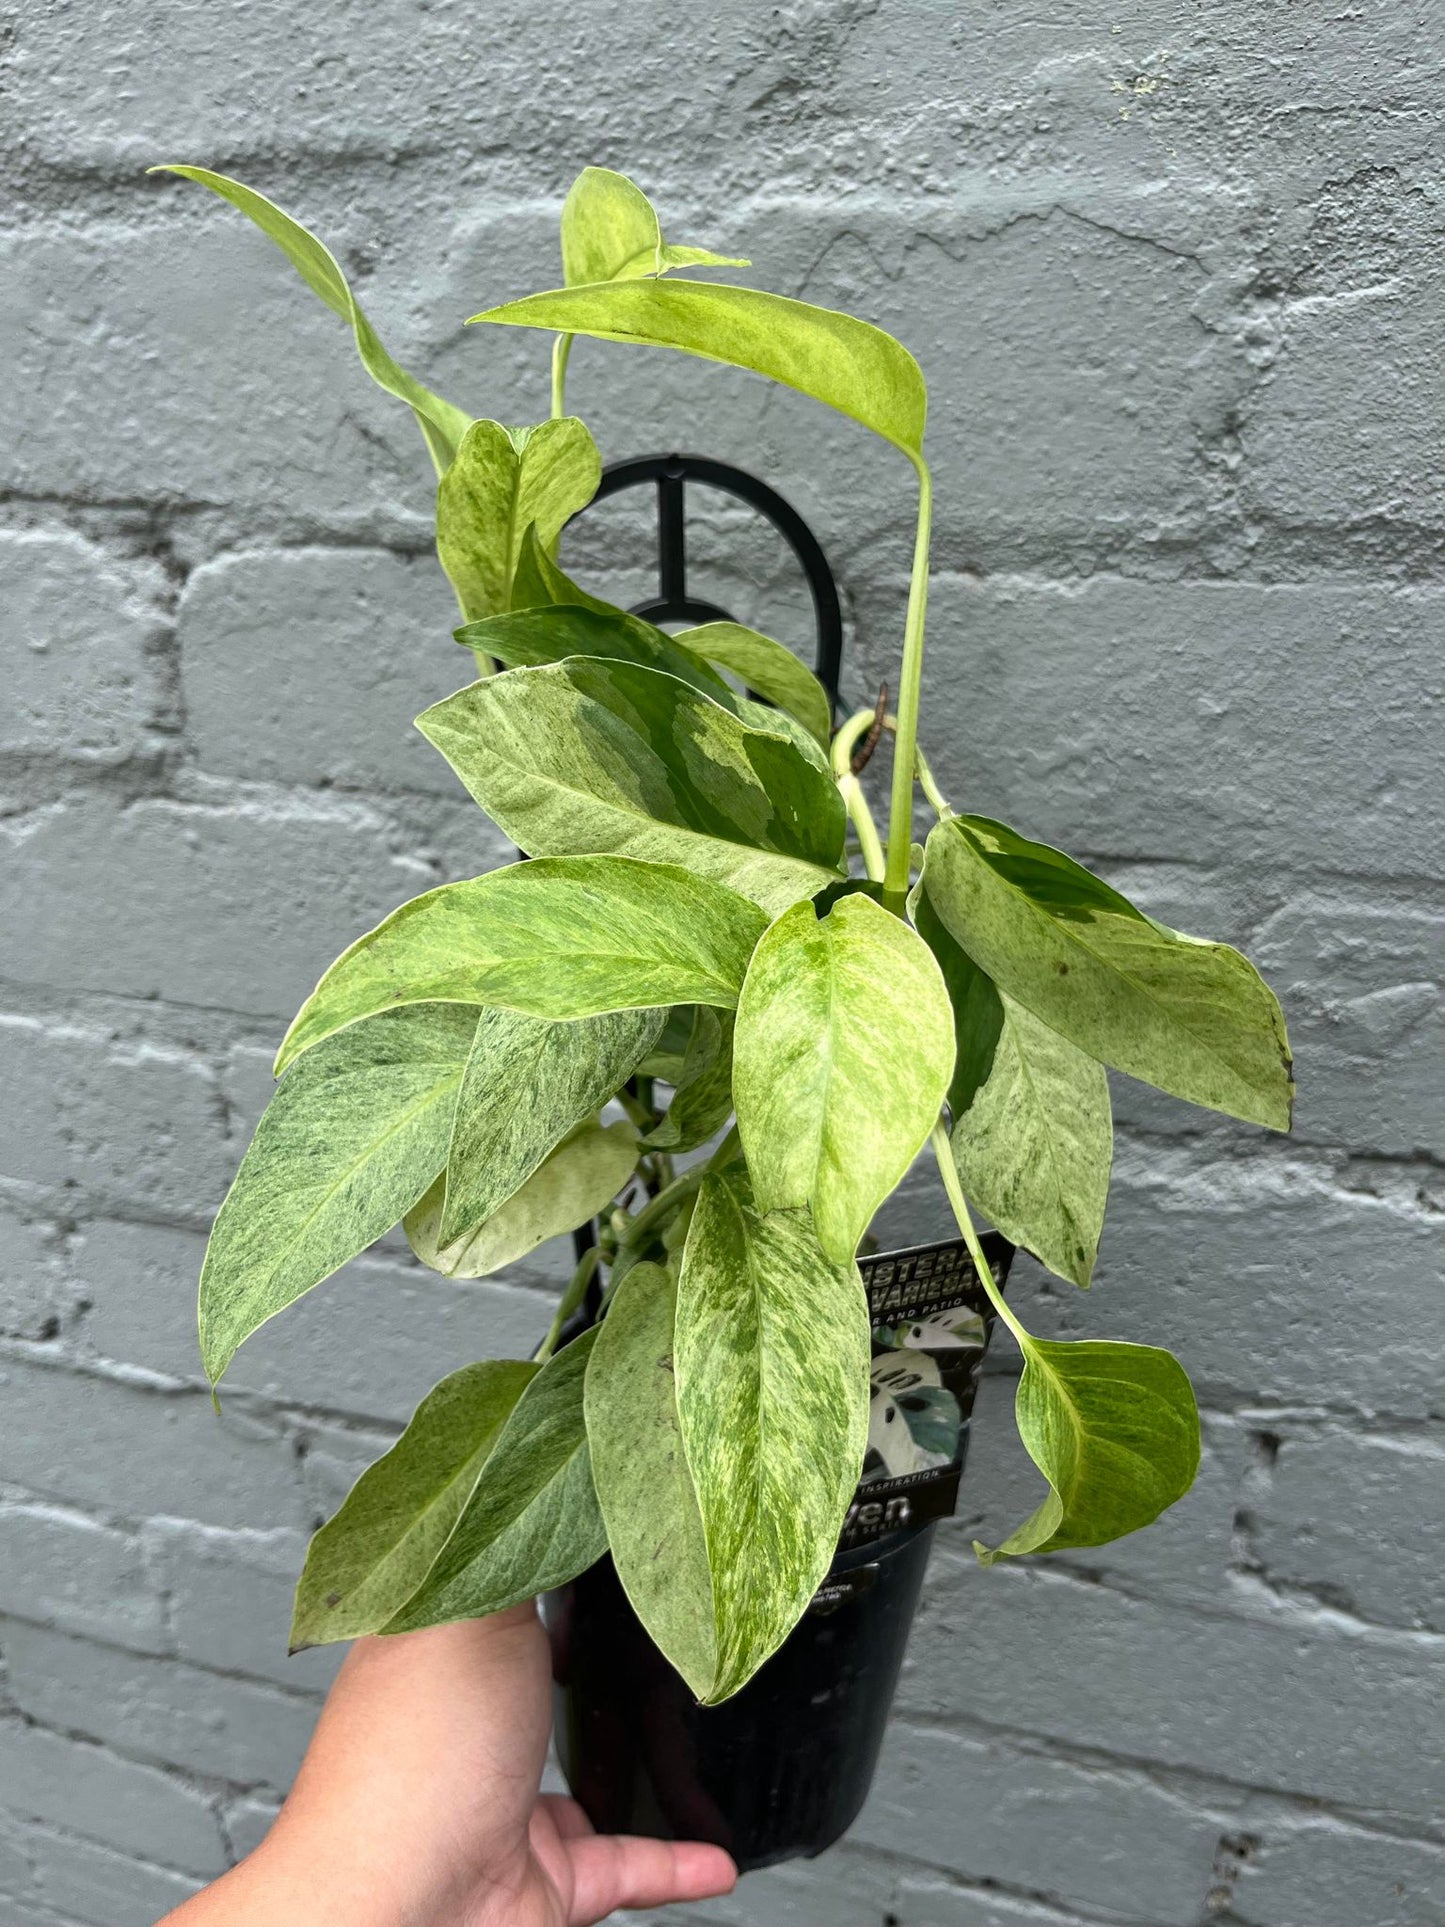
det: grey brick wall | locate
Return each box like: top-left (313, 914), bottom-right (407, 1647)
top-left (2, 6), bottom-right (1441, 1924)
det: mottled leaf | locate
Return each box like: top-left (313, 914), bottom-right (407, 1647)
top-left (386, 1332), bottom-right (606, 1628)
top-left (677, 621), bottom-right (832, 746)
top-left (561, 166), bottom-right (746, 287)
top-left (675, 1174), bottom-right (870, 1700)
top-left (200, 1006), bottom-right (477, 1384)
top-left (471, 279), bottom-right (927, 459)
top-left (417, 659), bottom-right (845, 916)
top-left (643, 1007), bottom-right (734, 1153)
top-left (454, 601), bottom-right (735, 705)
top-left (407, 1121), bottom-right (638, 1278)
top-left (976, 1338), bottom-right (1200, 1564)
top-left (921, 817), bottom-right (1293, 1132)
top-left (440, 1006), bottom-right (661, 1242)
top-left (734, 894), bottom-right (955, 1263)
top-left (276, 856), bottom-right (769, 1073)
top-left (437, 418), bottom-right (600, 622)
top-left (508, 523), bottom-right (619, 617)
top-left (584, 1261), bottom-right (718, 1699)
top-left (152, 165), bottom-right (471, 473)
top-left (291, 1360), bottom-right (536, 1646)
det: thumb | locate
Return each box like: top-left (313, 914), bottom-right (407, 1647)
top-left (565, 1833), bottom-right (737, 1924)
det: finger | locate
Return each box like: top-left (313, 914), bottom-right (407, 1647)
top-left (538, 1794), bottom-right (596, 1843)
top-left (566, 1833), bottom-right (737, 1924)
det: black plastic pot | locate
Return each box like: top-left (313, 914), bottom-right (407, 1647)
top-left (545, 1516), bottom-right (938, 1871)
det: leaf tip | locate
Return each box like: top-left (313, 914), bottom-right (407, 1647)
top-left (972, 1538), bottom-right (1001, 1567)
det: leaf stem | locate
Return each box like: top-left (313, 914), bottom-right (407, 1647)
top-left (883, 456), bottom-right (933, 909)
top-left (551, 333), bottom-right (573, 419)
top-left (535, 1242), bottom-right (600, 1362)
top-left (832, 708), bottom-right (887, 883)
top-left (915, 742), bottom-right (952, 819)
top-left (928, 1120), bottom-right (1028, 1348)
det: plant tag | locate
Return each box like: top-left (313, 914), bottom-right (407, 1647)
top-left (836, 1232), bottom-right (1014, 1551)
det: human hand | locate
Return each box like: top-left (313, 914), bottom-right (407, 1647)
top-left (162, 1604), bottom-right (737, 1926)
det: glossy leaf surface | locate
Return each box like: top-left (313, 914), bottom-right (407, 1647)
top-left (677, 622), bottom-right (832, 746)
top-left (291, 1360), bottom-right (536, 1646)
top-left (387, 1332), bottom-right (606, 1628)
top-left (199, 1006), bottom-right (477, 1384)
top-left (276, 857), bottom-right (769, 1072)
top-left (153, 165), bottom-right (472, 472)
top-left (437, 418), bottom-right (600, 621)
top-left (675, 1174), bottom-right (869, 1700)
top-left (734, 894), bottom-right (955, 1263)
top-left (454, 602), bottom-right (732, 704)
top-left (976, 1337), bottom-right (1200, 1564)
top-left (922, 817), bottom-right (1293, 1131)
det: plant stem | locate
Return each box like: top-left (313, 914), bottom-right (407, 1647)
top-left (831, 708), bottom-right (887, 883)
top-left (534, 1243), bottom-right (600, 1362)
top-left (883, 457), bottom-right (934, 911)
top-left (928, 1120), bottom-right (1028, 1348)
top-left (915, 742), bottom-right (952, 819)
top-left (551, 333), bottom-right (573, 418)
top-left (615, 1167), bottom-right (704, 1257)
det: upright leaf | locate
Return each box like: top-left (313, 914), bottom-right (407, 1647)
top-left (677, 622), bottom-right (832, 747)
top-left (275, 856), bottom-right (769, 1073)
top-left (734, 894), bottom-right (955, 1264)
top-left (561, 167), bottom-right (746, 286)
top-left (976, 1338), bottom-right (1200, 1565)
top-left (417, 659), bottom-right (845, 917)
top-left (508, 523), bottom-right (619, 617)
top-left (386, 1332), bottom-right (607, 1628)
top-left (151, 165), bottom-right (472, 473)
top-left (437, 418), bottom-right (601, 621)
top-left (454, 602), bottom-right (735, 705)
top-left (643, 1008), bottom-right (735, 1153)
top-left (914, 883), bottom-right (1110, 1287)
top-left (291, 1360), bottom-right (536, 1646)
top-left (584, 1261), bottom-right (719, 1699)
top-left (407, 1122), bottom-right (638, 1278)
top-left (440, 1006), bottom-right (661, 1242)
top-left (921, 817), bottom-right (1293, 1132)
top-left (675, 1174), bottom-right (870, 1700)
top-left (471, 279), bottom-right (927, 459)
top-left (200, 1005), bottom-right (477, 1385)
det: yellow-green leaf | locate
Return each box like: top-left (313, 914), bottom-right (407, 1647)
top-left (561, 167), bottom-right (747, 287)
top-left (437, 418), bottom-right (600, 622)
top-left (677, 621), bottom-right (832, 747)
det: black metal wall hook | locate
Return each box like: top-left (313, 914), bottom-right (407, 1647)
top-left (583, 452), bottom-right (844, 713)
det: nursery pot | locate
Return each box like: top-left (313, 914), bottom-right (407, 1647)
top-left (544, 1232), bottom-right (1014, 1871)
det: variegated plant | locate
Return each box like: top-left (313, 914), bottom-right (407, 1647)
top-left (159, 165), bottom-right (1293, 1702)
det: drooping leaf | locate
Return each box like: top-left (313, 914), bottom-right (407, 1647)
top-left (437, 418), bottom-right (601, 622)
top-left (151, 165), bottom-right (472, 473)
top-left (406, 1122), bottom-right (638, 1278)
top-left (584, 1261), bottom-right (718, 1699)
top-left (976, 1337), bottom-right (1200, 1565)
top-left (417, 659), bottom-right (845, 916)
top-left (913, 883), bottom-right (1110, 1287)
top-left (275, 856), bottom-right (769, 1073)
top-left (674, 1173), bottom-right (869, 1700)
top-left (677, 622), bottom-right (832, 747)
top-left (734, 894), bottom-right (955, 1264)
top-left (291, 1360), bottom-right (537, 1646)
top-left (643, 1007), bottom-right (734, 1153)
top-left (440, 1006), bottom-right (661, 1242)
top-left (561, 167), bottom-right (747, 287)
top-left (200, 1006), bottom-right (477, 1385)
top-left (386, 1331), bottom-right (607, 1628)
top-left (921, 817), bottom-right (1293, 1132)
top-left (454, 601), bottom-right (735, 705)
top-left (471, 279), bottom-right (927, 460)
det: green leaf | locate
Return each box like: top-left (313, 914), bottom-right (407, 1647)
top-left (913, 882), bottom-right (1110, 1287)
top-left (675, 1174), bottom-right (870, 1700)
top-left (199, 1006), bottom-right (477, 1385)
top-left (436, 418), bottom-right (601, 622)
top-left (417, 659), bottom-right (845, 917)
top-left (386, 1331), bottom-right (607, 1628)
top-left (921, 817), bottom-right (1293, 1132)
top-left (508, 523), bottom-right (620, 617)
top-left (677, 622), bottom-right (832, 747)
top-left (276, 856), bottom-right (769, 1073)
top-left (454, 601), bottom-right (735, 705)
top-left (734, 894), bottom-right (956, 1264)
top-left (584, 1261), bottom-right (719, 1699)
top-left (406, 1121), bottom-right (638, 1278)
top-left (976, 1337), bottom-right (1201, 1564)
top-left (290, 1359), bottom-right (536, 1646)
top-left (151, 165), bottom-right (472, 474)
top-left (561, 167), bottom-right (747, 287)
top-left (643, 1007), bottom-right (734, 1153)
top-left (471, 279), bottom-right (927, 459)
top-left (440, 1006), bottom-right (661, 1242)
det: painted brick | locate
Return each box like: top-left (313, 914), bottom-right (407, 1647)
top-left (221, 1795), bottom-right (280, 1863)
top-left (27, 1826), bottom-right (201, 1927)
top-left (1234, 1814), bottom-right (1445, 1927)
top-left (0, 1210), bottom-right (78, 1344)
top-left (0, 1503), bottom-right (167, 1655)
top-left (179, 547), bottom-right (468, 796)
